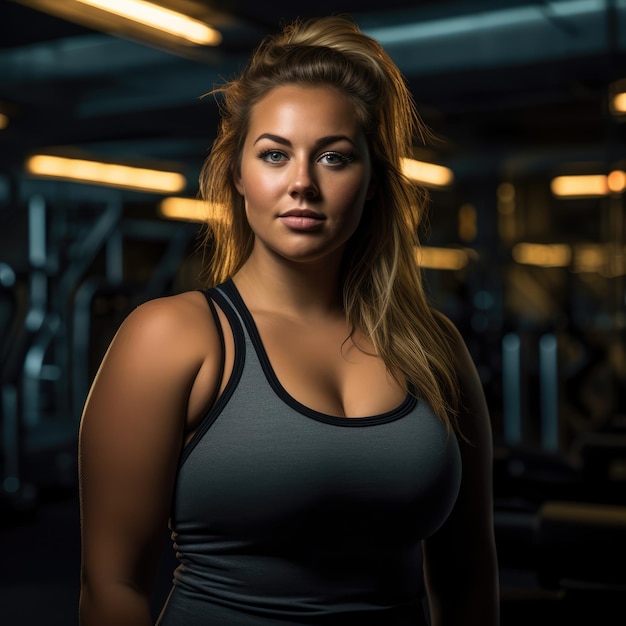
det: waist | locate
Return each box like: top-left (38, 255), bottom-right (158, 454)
top-left (168, 542), bottom-right (426, 622)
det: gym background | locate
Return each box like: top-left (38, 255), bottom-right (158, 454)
top-left (1, 1), bottom-right (625, 624)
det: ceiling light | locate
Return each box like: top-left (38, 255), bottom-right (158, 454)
top-left (0, 113), bottom-right (8, 130)
top-left (159, 197), bottom-right (231, 223)
top-left (512, 243), bottom-right (571, 268)
top-left (74, 0), bottom-right (221, 46)
top-left (607, 170), bottom-right (626, 193)
top-left (26, 154), bottom-right (186, 193)
top-left (401, 158), bottom-right (454, 187)
top-left (550, 174), bottom-right (609, 197)
top-left (572, 244), bottom-right (606, 273)
top-left (572, 244), bottom-right (626, 277)
top-left (159, 197), bottom-right (207, 222)
top-left (612, 92), bottom-right (626, 114)
top-left (415, 246), bottom-right (469, 270)
top-left (458, 203), bottom-right (477, 242)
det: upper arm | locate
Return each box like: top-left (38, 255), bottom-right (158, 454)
top-left (423, 315), bottom-right (499, 623)
top-left (79, 293), bottom-right (217, 594)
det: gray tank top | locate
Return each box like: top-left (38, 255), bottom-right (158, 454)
top-left (157, 281), bottom-right (462, 626)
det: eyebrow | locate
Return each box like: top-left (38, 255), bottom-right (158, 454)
top-left (253, 133), bottom-right (356, 148)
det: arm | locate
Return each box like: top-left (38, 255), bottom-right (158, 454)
top-left (78, 293), bottom-right (221, 625)
top-left (423, 316), bottom-right (500, 626)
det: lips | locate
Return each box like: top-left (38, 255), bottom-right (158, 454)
top-left (278, 209), bottom-right (325, 231)
top-left (279, 209), bottom-right (324, 219)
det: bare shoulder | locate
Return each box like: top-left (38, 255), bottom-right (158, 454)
top-left (78, 290), bottom-right (220, 601)
top-left (119, 290), bottom-right (214, 341)
top-left (106, 290), bottom-right (217, 366)
top-left (84, 289), bottom-right (220, 418)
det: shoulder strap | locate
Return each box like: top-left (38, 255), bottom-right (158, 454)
top-left (199, 288), bottom-right (226, 396)
top-left (177, 288), bottom-right (230, 470)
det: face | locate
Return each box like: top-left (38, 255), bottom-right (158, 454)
top-left (234, 85), bottom-right (372, 267)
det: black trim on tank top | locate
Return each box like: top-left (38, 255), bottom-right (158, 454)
top-left (203, 291), bottom-right (226, 393)
top-left (177, 287), bottom-right (247, 469)
top-left (220, 280), bottom-right (417, 427)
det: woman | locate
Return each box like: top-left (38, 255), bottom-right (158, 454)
top-left (79, 15), bottom-right (499, 626)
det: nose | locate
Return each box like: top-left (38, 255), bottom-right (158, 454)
top-left (288, 161), bottom-right (319, 200)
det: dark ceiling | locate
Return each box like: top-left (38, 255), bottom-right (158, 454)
top-left (0, 0), bottom-right (625, 202)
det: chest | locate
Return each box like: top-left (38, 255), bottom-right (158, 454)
top-left (176, 393), bottom-right (462, 544)
top-left (252, 312), bottom-right (406, 418)
top-left (174, 289), bottom-right (463, 568)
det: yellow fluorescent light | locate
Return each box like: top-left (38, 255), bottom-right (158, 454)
top-left (612, 92), bottom-right (626, 113)
top-left (512, 243), bottom-right (571, 268)
top-left (159, 197), bottom-right (229, 222)
top-left (572, 244), bottom-right (626, 277)
top-left (415, 246), bottom-right (469, 270)
top-left (572, 244), bottom-right (606, 273)
top-left (75, 0), bottom-right (222, 46)
top-left (159, 197), bottom-right (206, 222)
top-left (401, 158), bottom-right (454, 187)
top-left (608, 170), bottom-right (626, 193)
top-left (551, 174), bottom-right (609, 197)
top-left (26, 155), bottom-right (186, 193)
top-left (0, 113), bottom-right (8, 130)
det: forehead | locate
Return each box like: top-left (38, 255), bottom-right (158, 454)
top-left (246, 85), bottom-right (363, 139)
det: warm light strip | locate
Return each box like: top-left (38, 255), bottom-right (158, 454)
top-left (612, 92), bottom-right (626, 113)
top-left (75, 0), bottom-right (222, 46)
top-left (551, 174), bottom-right (609, 197)
top-left (608, 170), bottom-right (626, 193)
top-left (26, 155), bottom-right (186, 193)
top-left (572, 244), bottom-right (606, 273)
top-left (512, 243), bottom-right (571, 267)
top-left (0, 113), bottom-right (8, 130)
top-left (401, 158), bottom-right (454, 187)
top-left (159, 197), bottom-right (207, 222)
top-left (416, 246), bottom-right (469, 270)
top-left (159, 197), bottom-right (229, 222)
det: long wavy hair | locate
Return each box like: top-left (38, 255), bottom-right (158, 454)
top-left (199, 15), bottom-right (459, 429)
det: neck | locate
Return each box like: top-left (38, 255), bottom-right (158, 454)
top-left (233, 250), bottom-right (344, 317)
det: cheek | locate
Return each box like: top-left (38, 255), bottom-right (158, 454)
top-left (240, 168), bottom-right (282, 208)
top-left (336, 180), bottom-right (370, 219)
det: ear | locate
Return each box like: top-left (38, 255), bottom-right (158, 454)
top-left (234, 169), bottom-right (244, 196)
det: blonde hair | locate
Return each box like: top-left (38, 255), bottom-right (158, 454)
top-left (199, 15), bottom-right (459, 429)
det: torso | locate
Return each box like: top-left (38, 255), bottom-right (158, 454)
top-left (183, 279), bottom-right (407, 441)
top-left (158, 280), bottom-right (462, 626)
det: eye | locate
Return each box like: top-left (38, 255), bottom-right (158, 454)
top-left (318, 151), bottom-right (354, 167)
top-left (259, 149), bottom-right (287, 163)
